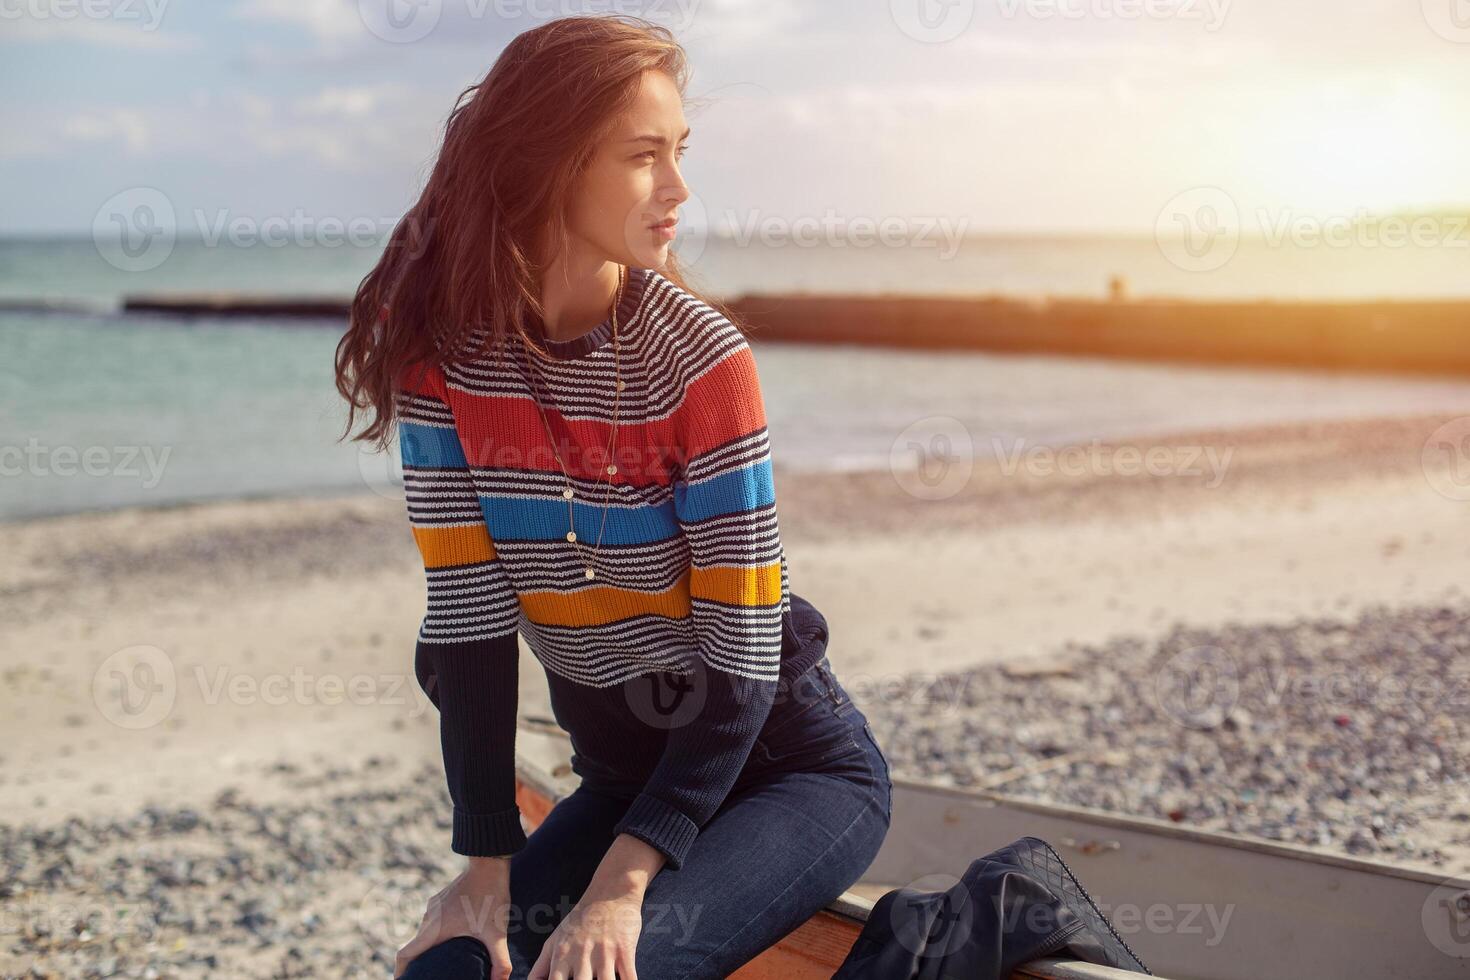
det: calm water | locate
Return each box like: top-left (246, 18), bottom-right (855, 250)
top-left (4, 233), bottom-right (1470, 307)
top-left (6, 236), bottom-right (1470, 520)
top-left (9, 309), bottom-right (1470, 522)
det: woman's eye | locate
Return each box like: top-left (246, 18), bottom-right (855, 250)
top-left (637, 146), bottom-right (689, 162)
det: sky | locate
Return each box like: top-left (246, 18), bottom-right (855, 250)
top-left (2, 0), bottom-right (1468, 236)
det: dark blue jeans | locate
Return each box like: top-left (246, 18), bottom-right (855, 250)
top-left (401, 655), bottom-right (892, 979)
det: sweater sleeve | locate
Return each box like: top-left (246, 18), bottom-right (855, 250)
top-left (610, 332), bottom-right (784, 870)
top-left (397, 361), bottom-right (528, 858)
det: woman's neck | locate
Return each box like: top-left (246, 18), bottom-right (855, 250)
top-left (538, 260), bottom-right (623, 343)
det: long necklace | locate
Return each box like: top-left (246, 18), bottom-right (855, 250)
top-left (524, 264), bottom-right (627, 580)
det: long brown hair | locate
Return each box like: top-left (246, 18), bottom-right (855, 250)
top-left (335, 14), bottom-right (733, 452)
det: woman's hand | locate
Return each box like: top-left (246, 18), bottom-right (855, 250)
top-left (527, 883), bottom-right (644, 980)
top-left (395, 856), bottom-right (515, 979)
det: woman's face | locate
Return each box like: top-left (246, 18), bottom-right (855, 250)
top-left (566, 69), bottom-right (691, 271)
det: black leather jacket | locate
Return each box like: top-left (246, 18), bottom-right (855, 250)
top-left (831, 836), bottom-right (1152, 980)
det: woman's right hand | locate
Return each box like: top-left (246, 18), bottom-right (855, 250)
top-left (395, 856), bottom-right (516, 978)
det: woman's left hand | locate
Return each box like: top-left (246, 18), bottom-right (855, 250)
top-left (527, 886), bottom-right (643, 979)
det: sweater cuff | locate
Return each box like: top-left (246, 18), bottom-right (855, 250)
top-left (612, 792), bottom-right (701, 870)
top-left (452, 805), bottom-right (528, 857)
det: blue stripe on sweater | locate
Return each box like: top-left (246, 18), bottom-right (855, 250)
top-left (399, 421), bottom-right (468, 469)
top-left (481, 494), bottom-right (682, 546)
top-left (673, 459), bottom-right (775, 523)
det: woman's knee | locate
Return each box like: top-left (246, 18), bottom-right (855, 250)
top-left (399, 934), bottom-right (492, 980)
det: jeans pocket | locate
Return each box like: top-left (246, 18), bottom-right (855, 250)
top-left (759, 660), bottom-right (840, 740)
top-left (753, 698), bottom-right (865, 770)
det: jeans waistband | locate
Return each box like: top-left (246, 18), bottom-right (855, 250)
top-left (773, 654), bottom-right (849, 712)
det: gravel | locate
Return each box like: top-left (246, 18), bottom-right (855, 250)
top-left (1, 757), bottom-right (468, 978)
top-left (6, 600), bottom-right (1466, 976)
top-left (863, 600), bottom-right (1470, 867)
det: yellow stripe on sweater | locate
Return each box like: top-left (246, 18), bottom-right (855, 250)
top-left (520, 578), bottom-right (693, 628)
top-left (520, 561), bottom-right (783, 629)
top-left (413, 523), bottom-right (497, 568)
top-left (690, 561), bottom-right (784, 607)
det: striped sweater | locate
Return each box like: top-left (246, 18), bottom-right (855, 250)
top-left (396, 264), bottom-right (825, 870)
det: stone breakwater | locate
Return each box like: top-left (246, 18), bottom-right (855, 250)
top-left (101, 291), bottom-right (1470, 379)
top-left (861, 600), bottom-right (1470, 869)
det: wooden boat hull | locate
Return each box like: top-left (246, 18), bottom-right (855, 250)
top-left (514, 723), bottom-right (1470, 979)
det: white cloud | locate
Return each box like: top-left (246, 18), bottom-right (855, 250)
top-left (230, 89), bottom-right (275, 121)
top-left (230, 0), bottom-right (366, 42)
top-left (679, 0), bottom-right (811, 44)
top-left (0, 130), bottom-right (59, 160)
top-left (950, 29), bottom-right (1271, 67)
top-left (222, 82), bottom-right (438, 173)
top-left (59, 109), bottom-right (152, 153)
top-left (294, 84), bottom-right (394, 117)
top-left (0, 15), bottom-right (199, 48)
top-left (0, 81), bottom-right (423, 173)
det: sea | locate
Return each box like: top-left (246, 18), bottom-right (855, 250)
top-left (6, 234), bottom-right (1470, 522)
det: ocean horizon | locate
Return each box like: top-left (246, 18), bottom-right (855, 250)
top-left (6, 230), bottom-right (1470, 309)
top-left (8, 302), bottom-right (1470, 522)
top-left (8, 233), bottom-right (1470, 521)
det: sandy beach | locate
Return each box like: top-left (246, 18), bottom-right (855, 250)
top-left (3, 409), bottom-right (1468, 977)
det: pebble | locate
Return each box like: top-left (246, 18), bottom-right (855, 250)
top-left (0, 756), bottom-right (467, 977)
top-left (862, 600), bottom-right (1468, 869)
top-left (4, 600), bottom-right (1465, 974)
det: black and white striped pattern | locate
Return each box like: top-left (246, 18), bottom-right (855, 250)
top-left (404, 270), bottom-right (794, 687)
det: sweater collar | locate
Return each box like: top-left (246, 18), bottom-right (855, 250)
top-left (528, 265), bottom-right (650, 361)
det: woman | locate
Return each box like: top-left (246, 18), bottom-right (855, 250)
top-left (335, 15), bottom-right (892, 980)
